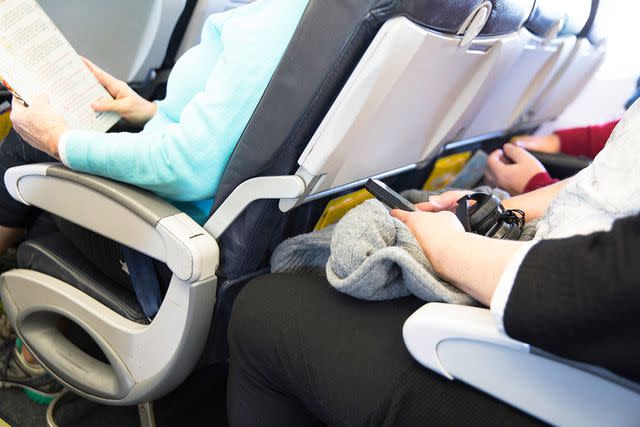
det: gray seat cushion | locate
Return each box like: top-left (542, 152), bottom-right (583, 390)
top-left (17, 232), bottom-right (148, 324)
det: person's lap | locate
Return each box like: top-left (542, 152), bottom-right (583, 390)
top-left (228, 273), bottom-right (542, 426)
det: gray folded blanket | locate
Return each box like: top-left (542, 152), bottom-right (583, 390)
top-left (271, 188), bottom-right (538, 305)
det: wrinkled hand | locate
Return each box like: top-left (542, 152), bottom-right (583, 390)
top-left (485, 143), bottom-right (547, 195)
top-left (510, 134), bottom-right (561, 153)
top-left (391, 209), bottom-right (464, 275)
top-left (83, 58), bottom-right (157, 126)
top-left (10, 95), bottom-right (69, 159)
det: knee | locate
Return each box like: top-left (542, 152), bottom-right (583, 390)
top-left (228, 273), bottom-right (327, 364)
top-left (228, 274), bottom-right (293, 362)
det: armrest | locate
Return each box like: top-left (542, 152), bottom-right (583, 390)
top-left (530, 150), bottom-right (592, 179)
top-left (5, 164), bottom-right (218, 283)
top-left (403, 303), bottom-right (640, 427)
top-left (402, 303), bottom-right (528, 379)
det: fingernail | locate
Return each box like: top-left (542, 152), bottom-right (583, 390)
top-left (428, 195), bottom-right (446, 208)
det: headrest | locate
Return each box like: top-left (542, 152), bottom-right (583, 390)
top-left (524, 0), bottom-right (565, 39)
top-left (401, 0), bottom-right (534, 37)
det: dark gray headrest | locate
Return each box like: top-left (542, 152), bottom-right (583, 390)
top-left (401, 0), bottom-right (535, 37)
top-left (525, 0), bottom-right (565, 38)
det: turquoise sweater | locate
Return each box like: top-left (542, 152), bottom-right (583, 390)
top-left (59, 0), bottom-right (308, 224)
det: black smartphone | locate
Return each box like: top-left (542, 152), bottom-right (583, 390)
top-left (365, 179), bottom-right (416, 212)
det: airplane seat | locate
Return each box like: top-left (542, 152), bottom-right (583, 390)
top-left (459, 0), bottom-right (581, 140)
top-left (206, 0), bottom-right (535, 361)
top-left (520, 0), bottom-right (607, 128)
top-left (38, 0), bottom-right (189, 84)
top-left (0, 0), bottom-right (534, 416)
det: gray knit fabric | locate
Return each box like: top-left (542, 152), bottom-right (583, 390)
top-left (272, 199), bottom-right (476, 304)
top-left (271, 188), bottom-right (538, 305)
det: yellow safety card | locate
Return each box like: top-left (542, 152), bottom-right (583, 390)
top-left (0, 111), bottom-right (12, 142)
top-left (422, 151), bottom-right (472, 191)
top-left (314, 189), bottom-right (373, 231)
top-left (315, 151), bottom-right (477, 230)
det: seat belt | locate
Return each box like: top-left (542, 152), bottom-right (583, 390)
top-left (121, 247), bottom-right (162, 319)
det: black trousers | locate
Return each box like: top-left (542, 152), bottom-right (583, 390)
top-left (228, 274), bottom-right (542, 427)
top-left (0, 130), bottom-right (54, 228)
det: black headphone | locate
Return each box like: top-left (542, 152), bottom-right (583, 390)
top-left (455, 193), bottom-right (525, 240)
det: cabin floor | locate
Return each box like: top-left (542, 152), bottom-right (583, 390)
top-left (0, 364), bottom-right (228, 427)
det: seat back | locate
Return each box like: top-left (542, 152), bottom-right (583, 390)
top-left (40, 0), bottom-right (187, 82)
top-left (210, 0), bottom-right (534, 283)
top-left (459, 1), bottom-right (577, 139)
top-left (287, 16), bottom-right (524, 203)
top-left (520, 0), bottom-right (606, 126)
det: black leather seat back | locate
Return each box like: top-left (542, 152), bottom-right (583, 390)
top-left (210, 0), bottom-right (534, 284)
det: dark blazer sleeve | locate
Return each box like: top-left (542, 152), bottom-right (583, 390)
top-left (503, 214), bottom-right (640, 383)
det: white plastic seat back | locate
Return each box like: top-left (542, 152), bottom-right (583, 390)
top-left (523, 37), bottom-right (607, 126)
top-left (460, 31), bottom-right (577, 139)
top-left (290, 16), bottom-right (523, 202)
top-left (39, 0), bottom-right (187, 82)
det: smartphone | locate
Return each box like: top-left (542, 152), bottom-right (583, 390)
top-left (365, 179), bottom-right (416, 212)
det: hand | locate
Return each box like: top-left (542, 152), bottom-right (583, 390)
top-left (414, 190), bottom-right (473, 213)
top-left (10, 95), bottom-right (69, 159)
top-left (485, 143), bottom-right (547, 195)
top-left (83, 58), bottom-right (157, 126)
top-left (510, 134), bottom-right (561, 153)
top-left (391, 209), bottom-right (465, 276)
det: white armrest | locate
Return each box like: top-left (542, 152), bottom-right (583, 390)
top-left (4, 164), bottom-right (218, 283)
top-left (204, 175), bottom-right (305, 239)
top-left (402, 303), bottom-right (528, 379)
top-left (403, 303), bottom-right (640, 427)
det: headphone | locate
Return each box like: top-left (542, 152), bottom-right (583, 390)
top-left (455, 193), bottom-right (524, 240)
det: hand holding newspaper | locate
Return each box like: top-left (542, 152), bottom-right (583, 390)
top-left (0, 0), bottom-right (120, 132)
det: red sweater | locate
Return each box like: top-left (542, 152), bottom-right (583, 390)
top-left (523, 120), bottom-right (620, 193)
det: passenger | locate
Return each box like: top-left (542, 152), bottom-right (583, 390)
top-left (227, 101), bottom-right (640, 425)
top-left (485, 119), bottom-right (619, 195)
top-left (0, 0), bottom-right (308, 401)
top-left (0, 0), bottom-right (309, 254)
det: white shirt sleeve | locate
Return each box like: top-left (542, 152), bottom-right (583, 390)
top-left (57, 131), bottom-right (71, 167)
top-left (490, 241), bottom-right (538, 335)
